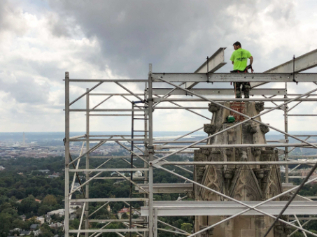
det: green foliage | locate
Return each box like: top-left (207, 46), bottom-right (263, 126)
top-left (181, 223), bottom-right (193, 233)
top-left (121, 212), bottom-right (129, 219)
top-left (19, 195), bottom-right (40, 216)
top-left (42, 195), bottom-right (57, 206)
top-left (39, 223), bottom-right (54, 237)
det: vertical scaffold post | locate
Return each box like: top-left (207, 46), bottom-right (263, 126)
top-left (85, 88), bottom-right (90, 236)
top-left (65, 72), bottom-right (70, 237)
top-left (284, 82), bottom-right (289, 183)
top-left (130, 102), bottom-right (134, 237)
top-left (144, 81), bottom-right (149, 237)
top-left (148, 64), bottom-right (154, 237)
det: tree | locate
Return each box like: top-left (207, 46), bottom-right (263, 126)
top-left (39, 223), bottom-right (54, 237)
top-left (38, 205), bottom-right (51, 216)
top-left (121, 212), bottom-right (128, 219)
top-left (0, 212), bottom-right (14, 236)
top-left (19, 195), bottom-right (39, 215)
top-left (42, 195), bottom-right (57, 206)
top-left (181, 223), bottom-right (193, 233)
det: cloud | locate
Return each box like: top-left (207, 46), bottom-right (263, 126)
top-left (0, 0), bottom-right (317, 133)
top-left (0, 0), bottom-right (27, 36)
top-left (46, 0), bottom-right (309, 76)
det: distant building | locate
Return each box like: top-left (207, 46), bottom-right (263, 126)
top-left (48, 174), bottom-right (60, 178)
top-left (36, 216), bottom-right (45, 224)
top-left (20, 230), bottom-right (31, 236)
top-left (49, 222), bottom-right (64, 229)
top-left (47, 208), bottom-right (76, 217)
top-left (30, 224), bottom-right (39, 230)
top-left (19, 215), bottom-right (26, 221)
top-left (17, 198), bottom-right (41, 204)
top-left (0, 166), bottom-right (5, 171)
top-left (133, 170), bottom-right (143, 178)
top-left (70, 201), bottom-right (84, 209)
top-left (32, 229), bottom-right (41, 237)
top-left (117, 207), bottom-right (130, 219)
top-left (45, 214), bottom-right (52, 224)
top-left (38, 169), bottom-right (50, 173)
top-left (11, 228), bottom-right (21, 233)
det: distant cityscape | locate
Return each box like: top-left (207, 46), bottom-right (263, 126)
top-left (0, 131), bottom-right (204, 159)
top-left (1, 131), bottom-right (317, 160)
top-left (0, 138), bottom-right (122, 159)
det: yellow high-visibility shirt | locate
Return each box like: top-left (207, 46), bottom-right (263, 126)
top-left (230, 48), bottom-right (252, 71)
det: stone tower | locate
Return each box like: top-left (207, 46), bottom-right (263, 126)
top-left (194, 102), bottom-right (288, 237)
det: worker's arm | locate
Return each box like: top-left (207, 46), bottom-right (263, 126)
top-left (249, 56), bottom-right (253, 65)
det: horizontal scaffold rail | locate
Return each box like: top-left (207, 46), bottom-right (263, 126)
top-left (71, 138), bottom-right (146, 142)
top-left (69, 229), bottom-right (149, 233)
top-left (69, 109), bottom-right (141, 112)
top-left (140, 201), bottom-right (317, 216)
top-left (157, 143), bottom-right (317, 149)
top-left (89, 114), bottom-right (145, 116)
top-left (68, 79), bottom-right (147, 82)
top-left (152, 73), bottom-right (317, 82)
top-left (90, 93), bottom-right (144, 96)
top-left (69, 168), bottom-right (149, 172)
top-left (155, 161), bottom-right (317, 166)
top-left (88, 219), bottom-right (145, 223)
top-left (73, 198), bottom-right (148, 202)
top-left (135, 183), bottom-right (193, 194)
top-left (152, 88), bottom-right (286, 96)
top-left (135, 183), bottom-right (297, 194)
top-left (153, 98), bottom-right (317, 102)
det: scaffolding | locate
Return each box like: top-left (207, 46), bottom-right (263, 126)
top-left (64, 48), bottom-right (317, 237)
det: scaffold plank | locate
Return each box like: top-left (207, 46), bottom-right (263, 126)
top-left (135, 183), bottom-right (193, 194)
top-left (157, 143), bottom-right (317, 149)
top-left (135, 183), bottom-right (297, 194)
top-left (141, 201), bottom-right (317, 216)
top-left (186, 47), bottom-right (226, 89)
top-left (152, 73), bottom-right (317, 82)
top-left (153, 88), bottom-right (285, 96)
top-left (155, 161), bottom-right (317, 166)
top-left (252, 48), bottom-right (317, 88)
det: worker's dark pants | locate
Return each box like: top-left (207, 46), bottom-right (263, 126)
top-left (234, 82), bottom-right (251, 98)
top-left (230, 70), bottom-right (250, 98)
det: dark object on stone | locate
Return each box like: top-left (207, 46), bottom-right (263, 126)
top-left (254, 168), bottom-right (265, 179)
top-left (208, 103), bottom-right (220, 113)
top-left (260, 124), bottom-right (270, 134)
top-left (201, 149), bottom-right (210, 156)
top-left (224, 169), bottom-right (234, 180)
top-left (204, 124), bottom-right (216, 134)
top-left (252, 148), bottom-right (262, 156)
top-left (247, 124), bottom-right (257, 134)
top-left (255, 102), bottom-right (264, 112)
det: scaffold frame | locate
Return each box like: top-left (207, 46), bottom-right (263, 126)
top-left (64, 48), bottom-right (317, 237)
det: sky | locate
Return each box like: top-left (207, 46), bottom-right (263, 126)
top-left (0, 0), bottom-right (317, 133)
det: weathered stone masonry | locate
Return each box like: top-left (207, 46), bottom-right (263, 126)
top-left (194, 102), bottom-right (289, 237)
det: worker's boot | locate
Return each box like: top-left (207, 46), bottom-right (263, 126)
top-left (236, 90), bottom-right (242, 98)
top-left (244, 84), bottom-right (251, 98)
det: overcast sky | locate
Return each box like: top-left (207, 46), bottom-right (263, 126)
top-left (0, 0), bottom-right (317, 133)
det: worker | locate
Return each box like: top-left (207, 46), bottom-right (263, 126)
top-left (230, 41), bottom-right (253, 98)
